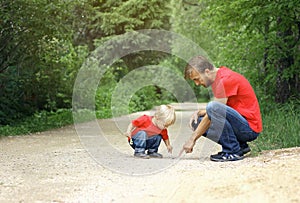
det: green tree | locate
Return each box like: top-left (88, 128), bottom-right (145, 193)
top-left (72, 0), bottom-right (174, 115)
top-left (0, 0), bottom-right (86, 124)
top-left (206, 0), bottom-right (300, 103)
top-left (171, 0), bottom-right (300, 103)
top-left (73, 0), bottom-right (172, 70)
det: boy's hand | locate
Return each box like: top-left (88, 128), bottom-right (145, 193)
top-left (167, 145), bottom-right (173, 154)
top-left (124, 132), bottom-right (131, 138)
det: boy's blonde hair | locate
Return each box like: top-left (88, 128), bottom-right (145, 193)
top-left (154, 104), bottom-right (176, 127)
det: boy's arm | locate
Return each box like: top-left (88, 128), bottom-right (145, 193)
top-left (183, 114), bottom-right (211, 153)
top-left (124, 123), bottom-right (136, 137)
top-left (163, 139), bottom-right (173, 153)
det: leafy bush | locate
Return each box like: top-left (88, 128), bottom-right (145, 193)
top-left (251, 100), bottom-right (300, 154)
top-left (0, 109), bottom-right (73, 136)
top-left (129, 85), bottom-right (177, 113)
top-left (0, 66), bottom-right (34, 124)
top-left (95, 84), bottom-right (116, 119)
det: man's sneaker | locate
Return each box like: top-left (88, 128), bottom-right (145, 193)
top-left (240, 143), bottom-right (251, 154)
top-left (134, 152), bottom-right (150, 159)
top-left (147, 152), bottom-right (163, 158)
top-left (210, 151), bottom-right (243, 162)
top-left (241, 146), bottom-right (251, 154)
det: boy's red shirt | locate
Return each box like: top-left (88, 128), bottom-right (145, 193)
top-left (130, 115), bottom-right (169, 140)
top-left (211, 66), bottom-right (263, 133)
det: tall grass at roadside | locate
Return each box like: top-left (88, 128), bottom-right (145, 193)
top-left (0, 109), bottom-right (74, 136)
top-left (0, 108), bottom-right (113, 136)
top-left (250, 100), bottom-right (300, 154)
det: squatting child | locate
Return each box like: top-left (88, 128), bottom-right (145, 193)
top-left (125, 104), bottom-right (176, 159)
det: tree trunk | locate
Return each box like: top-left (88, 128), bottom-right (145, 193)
top-left (275, 17), bottom-right (294, 103)
top-left (275, 58), bottom-right (292, 103)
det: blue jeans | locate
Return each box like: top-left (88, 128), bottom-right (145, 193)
top-left (193, 101), bottom-right (259, 154)
top-left (129, 131), bottom-right (162, 154)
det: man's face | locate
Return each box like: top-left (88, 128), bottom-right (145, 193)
top-left (190, 68), bottom-right (210, 87)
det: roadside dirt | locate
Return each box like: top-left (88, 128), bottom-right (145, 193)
top-left (1, 103), bottom-right (299, 203)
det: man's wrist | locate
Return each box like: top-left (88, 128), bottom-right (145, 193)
top-left (197, 110), bottom-right (206, 116)
top-left (190, 134), bottom-right (197, 143)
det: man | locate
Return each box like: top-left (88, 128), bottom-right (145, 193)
top-left (182, 56), bottom-right (262, 162)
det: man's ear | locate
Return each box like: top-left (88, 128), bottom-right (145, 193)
top-left (204, 68), bottom-right (210, 76)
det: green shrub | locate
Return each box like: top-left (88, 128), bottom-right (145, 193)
top-left (0, 109), bottom-right (73, 136)
top-left (251, 100), bottom-right (300, 154)
top-left (129, 86), bottom-right (177, 113)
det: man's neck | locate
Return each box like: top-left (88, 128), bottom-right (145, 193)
top-left (211, 67), bottom-right (219, 81)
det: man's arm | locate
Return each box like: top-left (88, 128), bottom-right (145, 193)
top-left (182, 98), bottom-right (227, 154)
top-left (183, 114), bottom-right (211, 153)
top-left (213, 97), bottom-right (228, 104)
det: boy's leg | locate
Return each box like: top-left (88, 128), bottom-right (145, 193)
top-left (146, 135), bottom-right (162, 158)
top-left (131, 131), bottom-right (149, 158)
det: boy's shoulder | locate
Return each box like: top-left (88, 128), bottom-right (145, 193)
top-left (137, 114), bottom-right (151, 119)
top-left (133, 114), bottom-right (152, 122)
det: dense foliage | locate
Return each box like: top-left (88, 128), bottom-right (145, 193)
top-left (0, 0), bottom-right (86, 124)
top-left (0, 0), bottom-right (172, 125)
top-left (171, 0), bottom-right (300, 104)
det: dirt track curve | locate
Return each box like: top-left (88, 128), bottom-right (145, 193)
top-left (1, 103), bottom-right (299, 203)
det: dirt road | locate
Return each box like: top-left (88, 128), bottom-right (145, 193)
top-left (1, 103), bottom-right (299, 203)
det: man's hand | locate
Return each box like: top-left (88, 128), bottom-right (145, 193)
top-left (189, 110), bottom-right (206, 129)
top-left (198, 109), bottom-right (206, 116)
top-left (184, 114), bottom-right (211, 154)
top-left (183, 137), bottom-right (196, 153)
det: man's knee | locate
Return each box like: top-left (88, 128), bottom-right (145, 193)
top-left (206, 101), bottom-right (220, 114)
top-left (206, 101), bottom-right (225, 118)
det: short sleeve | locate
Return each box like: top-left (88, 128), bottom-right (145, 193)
top-left (222, 77), bottom-right (239, 97)
top-left (160, 129), bottom-right (169, 140)
top-left (132, 115), bottom-right (148, 127)
top-left (212, 67), bottom-right (238, 99)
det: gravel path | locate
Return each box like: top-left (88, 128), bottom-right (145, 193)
top-left (1, 103), bottom-right (299, 203)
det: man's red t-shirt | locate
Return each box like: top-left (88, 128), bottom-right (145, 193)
top-left (130, 115), bottom-right (169, 140)
top-left (211, 66), bottom-right (263, 133)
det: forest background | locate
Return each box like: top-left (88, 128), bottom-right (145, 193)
top-left (0, 0), bottom-right (299, 153)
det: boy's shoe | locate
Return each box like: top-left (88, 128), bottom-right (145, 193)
top-left (147, 152), bottom-right (163, 158)
top-left (134, 152), bottom-right (150, 159)
top-left (210, 151), bottom-right (243, 162)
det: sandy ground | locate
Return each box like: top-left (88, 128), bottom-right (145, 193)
top-left (0, 103), bottom-right (299, 203)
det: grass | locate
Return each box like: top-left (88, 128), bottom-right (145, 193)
top-left (0, 109), bottom-right (74, 136)
top-left (0, 108), bottom-right (110, 136)
top-left (250, 101), bottom-right (300, 155)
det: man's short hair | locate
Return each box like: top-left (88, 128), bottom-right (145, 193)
top-left (184, 56), bottom-right (214, 79)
